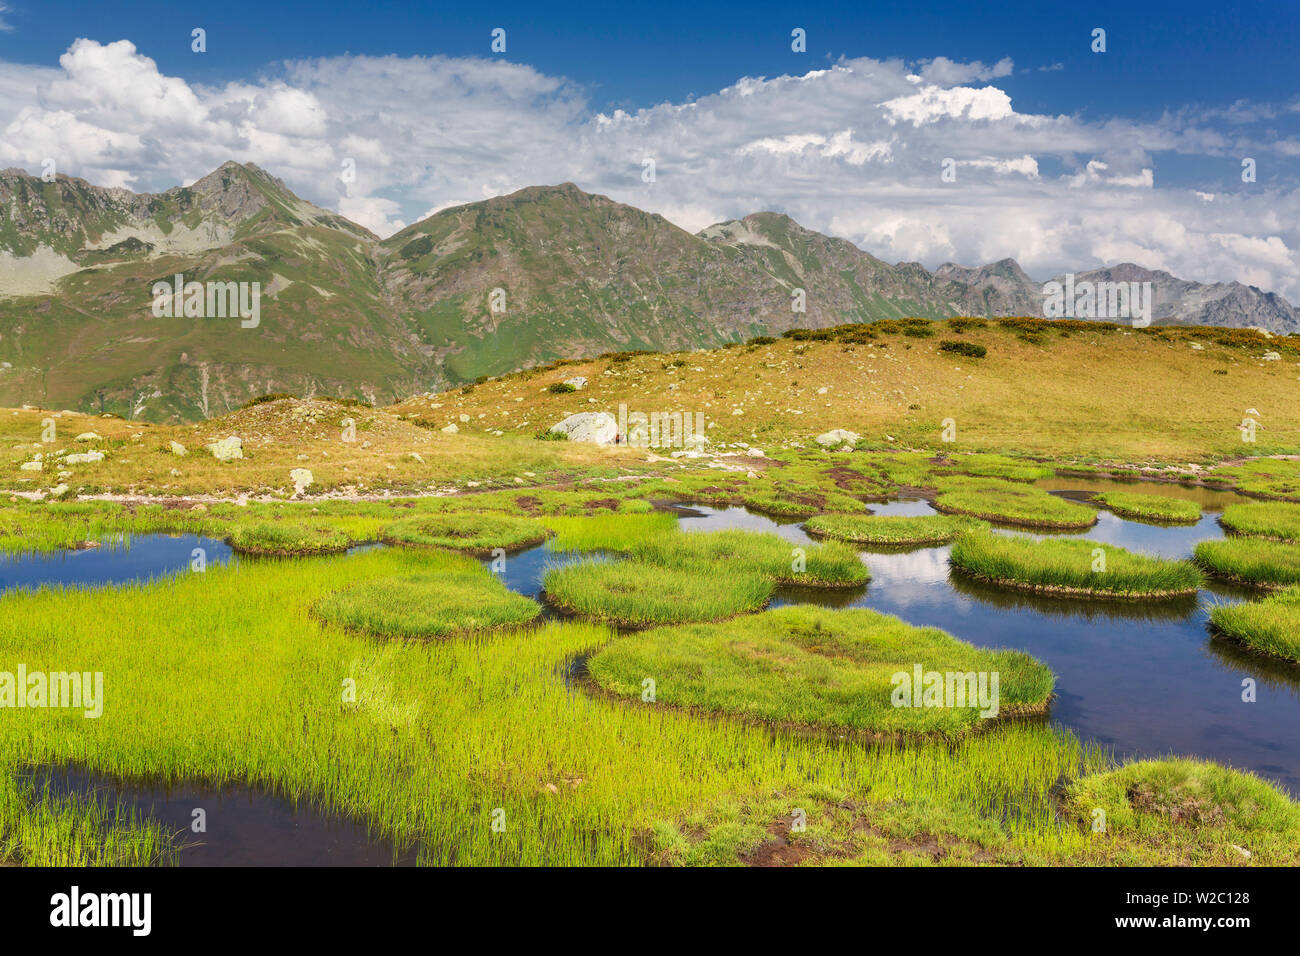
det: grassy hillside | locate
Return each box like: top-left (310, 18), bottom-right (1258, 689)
top-left (393, 318), bottom-right (1300, 462)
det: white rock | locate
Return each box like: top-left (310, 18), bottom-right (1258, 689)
top-left (441, 423), bottom-right (459, 434)
top-left (74, 432), bottom-right (102, 442)
top-left (815, 429), bottom-right (860, 448)
top-left (548, 412), bottom-right (618, 445)
top-left (290, 468), bottom-right (314, 496)
top-left (407, 452), bottom-right (425, 463)
top-left (19, 460), bottom-right (42, 472)
top-left (682, 432), bottom-right (711, 453)
top-left (206, 436), bottom-right (243, 460)
top-left (817, 386), bottom-right (829, 394)
top-left (1262, 351), bottom-right (1281, 361)
top-left (64, 450), bottom-right (105, 464)
top-left (169, 441), bottom-right (187, 456)
top-left (563, 376), bottom-right (587, 390)
top-left (1189, 342), bottom-right (1205, 350)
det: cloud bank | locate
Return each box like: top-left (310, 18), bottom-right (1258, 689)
top-left (2, 38), bottom-right (1298, 296)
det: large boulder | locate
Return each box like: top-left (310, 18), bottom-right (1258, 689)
top-left (206, 436), bottom-right (244, 461)
top-left (549, 412), bottom-right (618, 445)
top-left (815, 428), bottom-right (861, 448)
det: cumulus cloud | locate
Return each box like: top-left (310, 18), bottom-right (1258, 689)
top-left (1, 39), bottom-right (1298, 298)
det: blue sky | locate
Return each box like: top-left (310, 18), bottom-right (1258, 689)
top-left (3, 0), bottom-right (1296, 120)
top-left (0, 0), bottom-right (1297, 293)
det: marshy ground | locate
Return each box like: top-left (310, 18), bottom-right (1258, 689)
top-left (2, 319), bottom-right (1300, 866)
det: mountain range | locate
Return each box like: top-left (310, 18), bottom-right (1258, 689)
top-left (1, 161), bottom-right (1296, 422)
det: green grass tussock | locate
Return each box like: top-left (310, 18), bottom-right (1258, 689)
top-left (1065, 759), bottom-right (1300, 865)
top-left (543, 560), bottom-right (773, 627)
top-left (543, 512), bottom-right (678, 552)
top-left (630, 529), bottom-right (868, 588)
top-left (805, 513), bottom-right (986, 546)
top-left (225, 520), bottom-right (353, 556)
top-left (588, 605), bottom-right (1054, 738)
top-left (381, 513), bottom-right (549, 555)
top-left (1209, 587), bottom-right (1300, 663)
top-left (1092, 492), bottom-right (1201, 524)
top-left (1219, 501), bottom-right (1300, 542)
top-left (315, 561), bottom-right (541, 640)
top-left (1194, 538), bottom-right (1300, 589)
top-left (950, 531), bottom-right (1203, 599)
top-left (934, 482), bottom-right (1097, 529)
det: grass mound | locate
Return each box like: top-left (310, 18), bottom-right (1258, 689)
top-left (1220, 501), bottom-right (1300, 542)
top-left (631, 528), bottom-right (868, 588)
top-left (316, 566), bottom-right (541, 639)
top-left (587, 605), bottom-right (1054, 737)
top-left (381, 513), bottom-right (548, 555)
top-left (1194, 538), bottom-right (1300, 589)
top-left (225, 521), bottom-right (353, 556)
top-left (934, 482), bottom-right (1097, 529)
top-left (805, 513), bottom-right (985, 546)
top-left (543, 560), bottom-right (773, 627)
top-left (544, 512), bottom-right (678, 551)
top-left (1092, 492), bottom-right (1201, 524)
top-left (1065, 759), bottom-right (1299, 864)
top-left (950, 531), bottom-right (1202, 599)
top-left (1209, 587), bottom-right (1300, 663)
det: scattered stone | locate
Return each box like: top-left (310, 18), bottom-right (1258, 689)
top-left (1262, 351), bottom-right (1281, 361)
top-left (815, 428), bottom-right (860, 448)
top-left (563, 376), bottom-right (587, 390)
top-left (206, 436), bottom-right (243, 460)
top-left (19, 460), bottom-right (42, 472)
top-left (169, 441), bottom-right (187, 456)
top-left (74, 432), bottom-right (102, 442)
top-left (441, 423), bottom-right (459, 434)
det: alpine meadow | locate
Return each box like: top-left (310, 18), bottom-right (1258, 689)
top-left (0, 0), bottom-right (1297, 937)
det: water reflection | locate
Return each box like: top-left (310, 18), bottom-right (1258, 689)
top-left (676, 501), bottom-right (1300, 794)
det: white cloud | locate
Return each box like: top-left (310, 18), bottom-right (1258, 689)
top-left (0, 4), bottom-right (12, 32)
top-left (0, 40), bottom-right (1297, 299)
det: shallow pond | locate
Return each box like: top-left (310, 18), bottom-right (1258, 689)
top-left (25, 767), bottom-right (416, 866)
top-left (671, 490), bottom-right (1300, 794)
top-left (0, 534), bottom-right (232, 592)
top-left (5, 493), bottom-right (1299, 799)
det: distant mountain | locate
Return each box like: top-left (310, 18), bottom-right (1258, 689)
top-left (1, 165), bottom-right (1296, 421)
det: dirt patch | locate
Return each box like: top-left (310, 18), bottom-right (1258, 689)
top-left (1127, 782), bottom-right (1227, 827)
top-left (743, 818), bottom-right (815, 867)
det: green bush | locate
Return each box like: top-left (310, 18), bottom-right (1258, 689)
top-left (938, 340), bottom-right (987, 358)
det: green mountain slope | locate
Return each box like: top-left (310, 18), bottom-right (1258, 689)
top-left (2, 164), bottom-right (1296, 422)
